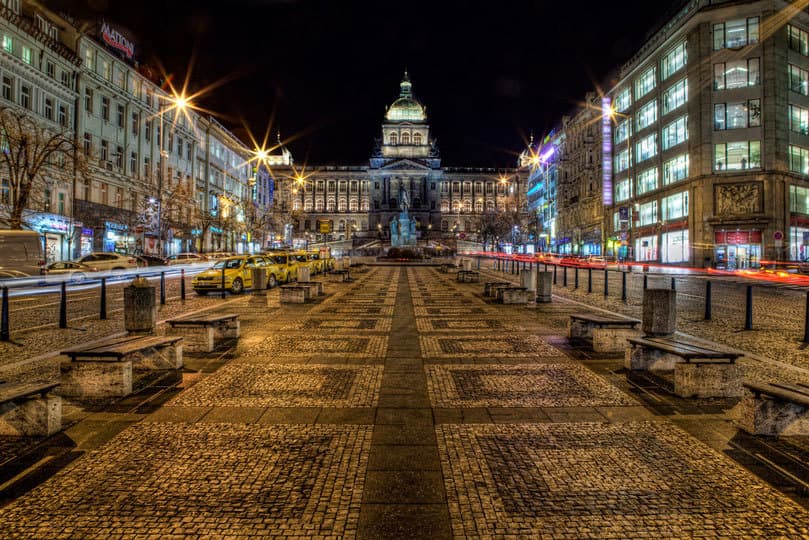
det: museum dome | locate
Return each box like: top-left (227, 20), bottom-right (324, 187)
top-left (385, 71), bottom-right (426, 122)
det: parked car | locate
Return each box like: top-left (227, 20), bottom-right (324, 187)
top-left (206, 251), bottom-right (234, 261)
top-left (45, 261), bottom-right (98, 282)
top-left (137, 255), bottom-right (168, 266)
top-left (76, 252), bottom-right (141, 271)
top-left (263, 253), bottom-right (297, 287)
top-left (191, 255), bottom-right (266, 294)
top-left (167, 253), bottom-right (207, 265)
top-left (585, 256), bottom-right (608, 269)
top-left (0, 230), bottom-right (46, 276)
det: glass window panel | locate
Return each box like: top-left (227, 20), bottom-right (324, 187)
top-left (663, 154), bottom-right (689, 185)
top-left (635, 167), bottom-right (658, 195)
top-left (662, 78), bottom-right (687, 114)
top-left (714, 104), bottom-right (726, 130)
top-left (636, 100), bottom-right (657, 130)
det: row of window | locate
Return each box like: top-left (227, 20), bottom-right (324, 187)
top-left (1, 33), bottom-right (72, 89)
top-left (616, 41), bottom-right (688, 113)
top-left (387, 132), bottom-right (423, 145)
top-left (614, 154), bottom-right (690, 202)
top-left (612, 191), bottom-right (689, 232)
top-left (614, 116), bottom-right (688, 173)
top-left (1, 73), bottom-right (70, 126)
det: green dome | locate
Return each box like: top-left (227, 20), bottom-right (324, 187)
top-left (386, 97), bottom-right (425, 122)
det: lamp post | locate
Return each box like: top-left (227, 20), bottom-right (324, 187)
top-left (156, 93), bottom-right (190, 257)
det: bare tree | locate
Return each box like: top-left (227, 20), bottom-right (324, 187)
top-left (0, 107), bottom-right (86, 228)
top-left (476, 210), bottom-right (512, 252)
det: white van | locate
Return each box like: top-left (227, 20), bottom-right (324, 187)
top-left (0, 230), bottom-right (46, 277)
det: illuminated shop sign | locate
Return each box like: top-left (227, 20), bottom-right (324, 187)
top-left (602, 96), bottom-right (613, 206)
top-left (101, 22), bottom-right (134, 59)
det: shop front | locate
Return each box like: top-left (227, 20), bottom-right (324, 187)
top-left (713, 230), bottom-right (761, 270)
top-left (28, 212), bottom-right (73, 263)
top-left (660, 223), bottom-right (689, 264)
top-left (789, 217), bottom-right (809, 262)
top-left (104, 221), bottom-right (135, 254)
top-left (580, 228), bottom-right (602, 256)
top-left (80, 227), bottom-right (93, 257)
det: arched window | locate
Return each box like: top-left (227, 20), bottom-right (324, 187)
top-left (389, 133), bottom-right (397, 145)
top-left (486, 200), bottom-right (495, 211)
top-left (349, 198), bottom-right (358, 211)
top-left (401, 132), bottom-right (411, 144)
top-left (338, 198), bottom-right (347, 212)
top-left (474, 200), bottom-right (483, 213)
top-left (413, 133), bottom-right (422, 145)
top-left (463, 200), bottom-right (472, 213)
top-left (440, 201), bottom-right (449, 212)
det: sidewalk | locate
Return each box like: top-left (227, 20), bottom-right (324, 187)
top-left (0, 266), bottom-right (807, 538)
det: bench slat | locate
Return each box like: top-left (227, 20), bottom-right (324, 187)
top-left (744, 382), bottom-right (809, 408)
top-left (628, 337), bottom-right (741, 360)
top-left (0, 382), bottom-right (59, 404)
top-left (570, 313), bottom-right (640, 326)
top-left (62, 336), bottom-right (182, 359)
top-left (168, 313), bottom-right (238, 326)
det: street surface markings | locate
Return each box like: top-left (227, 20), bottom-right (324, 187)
top-left (169, 363), bottom-right (383, 407)
top-left (437, 422), bottom-right (809, 538)
top-left (241, 334), bottom-right (388, 358)
top-left (426, 364), bottom-right (636, 407)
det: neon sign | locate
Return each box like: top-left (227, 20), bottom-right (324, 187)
top-left (101, 22), bottom-right (134, 59)
top-left (602, 97), bottom-right (613, 206)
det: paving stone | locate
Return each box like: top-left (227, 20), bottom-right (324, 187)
top-left (362, 471), bottom-right (446, 503)
top-left (367, 445), bottom-right (442, 470)
top-left (436, 422), bottom-right (809, 538)
top-left (1, 423), bottom-right (371, 538)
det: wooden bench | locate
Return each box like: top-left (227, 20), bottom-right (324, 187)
top-left (60, 336), bottom-right (183, 398)
top-left (456, 270), bottom-right (480, 283)
top-left (568, 313), bottom-right (641, 353)
top-left (166, 313), bottom-right (240, 353)
top-left (496, 286), bottom-right (530, 304)
top-left (484, 281), bottom-right (510, 297)
top-left (626, 336), bottom-right (742, 398)
top-left (0, 381), bottom-right (61, 436)
top-left (738, 381), bottom-right (809, 436)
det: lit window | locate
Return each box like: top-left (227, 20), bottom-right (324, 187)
top-left (614, 88), bottom-right (631, 112)
top-left (789, 145), bottom-right (809, 175)
top-left (636, 100), bottom-right (657, 131)
top-left (634, 67), bottom-right (656, 99)
top-left (789, 25), bottom-right (809, 56)
top-left (663, 191), bottom-right (689, 221)
top-left (2, 35), bottom-right (11, 53)
top-left (713, 17), bottom-right (759, 50)
top-left (662, 78), bottom-right (687, 114)
top-left (790, 104), bottom-right (809, 135)
top-left (662, 115), bottom-right (688, 150)
top-left (789, 64), bottom-right (809, 96)
top-left (21, 45), bottom-right (31, 64)
top-left (714, 100), bottom-right (760, 130)
top-left (635, 134), bottom-right (657, 163)
top-left (635, 167), bottom-right (658, 195)
top-left (614, 119), bottom-right (630, 144)
top-left (661, 42), bottom-right (687, 80)
top-left (714, 141), bottom-right (760, 171)
top-left (614, 178), bottom-right (630, 202)
top-left (663, 154), bottom-right (689, 185)
top-left (715, 58), bottom-right (760, 90)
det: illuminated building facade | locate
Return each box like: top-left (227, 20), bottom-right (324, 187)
top-left (272, 72), bottom-right (526, 249)
top-left (604, 0), bottom-right (809, 268)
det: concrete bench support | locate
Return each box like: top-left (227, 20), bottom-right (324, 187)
top-left (484, 282), bottom-right (510, 297)
top-left (738, 383), bottom-right (809, 436)
top-left (296, 281), bottom-right (324, 296)
top-left (0, 383), bottom-right (61, 436)
top-left (592, 327), bottom-right (642, 353)
top-left (673, 362), bottom-right (743, 398)
top-left (60, 360), bottom-right (133, 398)
top-left (167, 315), bottom-right (240, 353)
top-left (280, 285), bottom-right (309, 303)
top-left (498, 287), bottom-right (529, 304)
top-left (568, 314), bottom-right (641, 353)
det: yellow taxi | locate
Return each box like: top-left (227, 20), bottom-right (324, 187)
top-left (291, 250), bottom-right (318, 275)
top-left (306, 251), bottom-right (324, 273)
top-left (192, 255), bottom-right (266, 295)
top-left (263, 252), bottom-right (297, 286)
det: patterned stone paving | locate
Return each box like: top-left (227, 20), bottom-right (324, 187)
top-left (280, 318), bottom-right (393, 333)
top-left (310, 304), bottom-right (395, 316)
top-left (170, 363), bottom-right (383, 407)
top-left (420, 334), bottom-right (565, 358)
top-left (413, 306), bottom-right (492, 316)
top-left (437, 422), bottom-right (809, 538)
top-left (1, 423), bottom-right (371, 539)
top-left (415, 318), bottom-right (517, 333)
top-left (426, 364), bottom-right (636, 407)
top-left (241, 334), bottom-right (388, 358)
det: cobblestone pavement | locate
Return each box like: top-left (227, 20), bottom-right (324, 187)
top-left (1, 265), bottom-right (808, 538)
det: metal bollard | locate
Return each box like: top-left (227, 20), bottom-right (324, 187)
top-left (181, 268), bottom-right (186, 300)
top-left (563, 266), bottom-right (568, 287)
top-left (604, 268), bottom-right (609, 296)
top-left (587, 268), bottom-right (592, 293)
top-left (804, 291), bottom-right (809, 343)
top-left (160, 271), bottom-right (166, 305)
top-left (221, 266), bottom-right (227, 299)
top-left (643, 274), bottom-right (648, 290)
top-left (59, 281), bottom-right (67, 329)
top-left (553, 265), bottom-right (558, 285)
top-left (704, 281), bottom-right (712, 321)
top-left (671, 277), bottom-right (676, 290)
top-left (1, 286), bottom-right (8, 341)
top-left (574, 267), bottom-right (579, 289)
top-left (744, 284), bottom-right (753, 330)
top-left (100, 277), bottom-right (107, 320)
top-left (477, 258), bottom-right (481, 270)
top-left (621, 271), bottom-right (627, 303)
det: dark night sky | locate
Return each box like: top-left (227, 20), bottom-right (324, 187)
top-left (54, 0), bottom-right (677, 167)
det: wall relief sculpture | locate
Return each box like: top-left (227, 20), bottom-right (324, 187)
top-left (714, 182), bottom-right (762, 216)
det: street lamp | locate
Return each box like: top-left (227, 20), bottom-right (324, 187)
top-left (156, 92), bottom-right (191, 257)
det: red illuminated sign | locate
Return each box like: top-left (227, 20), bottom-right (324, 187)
top-left (714, 231), bottom-right (762, 245)
top-left (101, 22), bottom-right (134, 59)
